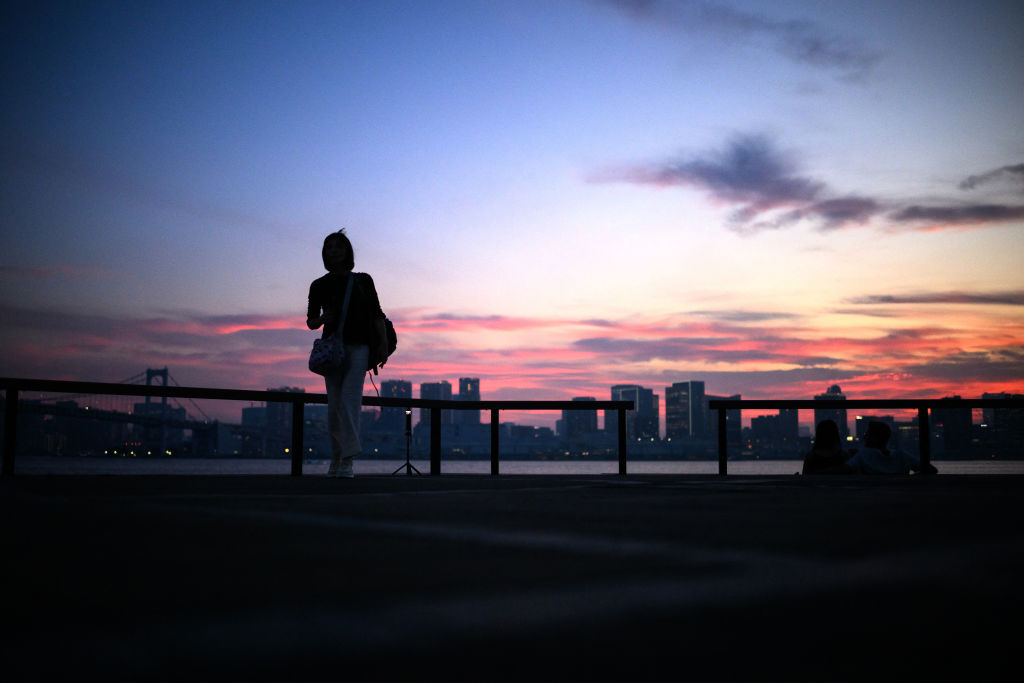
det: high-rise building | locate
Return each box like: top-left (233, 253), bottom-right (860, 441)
top-left (650, 393), bottom-right (660, 440)
top-left (607, 385), bottom-right (659, 441)
top-left (265, 386), bottom-right (305, 458)
top-left (982, 392), bottom-right (1024, 436)
top-left (379, 380), bottom-right (413, 434)
top-left (561, 397), bottom-right (598, 438)
top-left (419, 381), bottom-right (453, 430)
top-left (302, 404), bottom-right (330, 458)
top-left (981, 392), bottom-right (1024, 454)
top-left (240, 405), bottom-right (266, 457)
top-left (705, 393), bottom-right (742, 448)
top-left (665, 381), bottom-right (706, 440)
top-left (748, 407), bottom-right (800, 453)
top-left (778, 408), bottom-right (800, 446)
top-left (455, 377), bottom-right (481, 426)
top-left (814, 384), bottom-right (849, 439)
top-left (933, 396), bottom-right (972, 456)
top-left (855, 414), bottom-right (897, 445)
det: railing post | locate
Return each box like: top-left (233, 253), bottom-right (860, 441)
top-left (617, 408), bottom-right (627, 475)
top-left (490, 408), bottom-right (500, 476)
top-left (290, 401), bottom-right (304, 476)
top-left (718, 408), bottom-right (728, 475)
top-left (3, 388), bottom-right (17, 477)
top-left (918, 407), bottom-right (932, 474)
top-left (430, 407), bottom-right (441, 476)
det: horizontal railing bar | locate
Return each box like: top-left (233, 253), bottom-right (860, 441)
top-left (2, 378), bottom-right (316, 404)
top-left (709, 398), bottom-right (1024, 409)
top-left (7, 379), bottom-right (1017, 412)
top-left (1, 378), bottom-right (633, 411)
top-left (2, 378), bottom-right (636, 478)
top-left (366, 398), bottom-right (634, 410)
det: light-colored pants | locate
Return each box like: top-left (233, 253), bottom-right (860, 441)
top-left (324, 345), bottom-right (368, 461)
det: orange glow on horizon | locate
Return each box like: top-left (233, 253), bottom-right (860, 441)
top-left (7, 305), bottom-right (1021, 430)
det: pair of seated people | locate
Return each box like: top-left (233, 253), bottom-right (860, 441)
top-left (802, 419), bottom-right (938, 475)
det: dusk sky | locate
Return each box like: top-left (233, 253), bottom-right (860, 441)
top-left (3, 0), bottom-right (1023, 430)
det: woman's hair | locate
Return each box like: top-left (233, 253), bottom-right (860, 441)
top-left (813, 419), bottom-right (841, 449)
top-left (865, 420), bottom-right (891, 447)
top-left (322, 229), bottom-right (354, 272)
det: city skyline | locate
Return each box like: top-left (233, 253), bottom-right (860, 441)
top-left (320, 376), bottom-right (1016, 436)
top-left (2, 2), bottom-right (1022, 419)
top-left (19, 374), bottom-right (1020, 463)
top-left (11, 365), bottom-right (1024, 438)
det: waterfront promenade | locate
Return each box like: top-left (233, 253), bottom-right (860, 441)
top-left (4, 473), bottom-right (1022, 681)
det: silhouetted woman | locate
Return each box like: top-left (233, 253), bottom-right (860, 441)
top-left (802, 419), bottom-right (853, 475)
top-left (307, 230), bottom-right (388, 477)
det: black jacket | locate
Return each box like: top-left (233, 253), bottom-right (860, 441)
top-left (307, 271), bottom-right (384, 344)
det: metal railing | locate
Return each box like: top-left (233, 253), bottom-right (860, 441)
top-left (709, 398), bottom-right (1024, 475)
top-left (1, 377), bottom-right (634, 477)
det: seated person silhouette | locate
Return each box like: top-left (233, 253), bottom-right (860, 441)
top-left (802, 419), bottom-right (854, 475)
top-left (843, 420), bottom-right (938, 475)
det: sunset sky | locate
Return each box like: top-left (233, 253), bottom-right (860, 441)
top-left (3, 0), bottom-right (1023, 430)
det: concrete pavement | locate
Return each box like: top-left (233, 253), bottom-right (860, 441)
top-left (4, 473), bottom-right (1022, 681)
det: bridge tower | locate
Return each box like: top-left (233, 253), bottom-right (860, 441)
top-left (145, 368), bottom-right (169, 454)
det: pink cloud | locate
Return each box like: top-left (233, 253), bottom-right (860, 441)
top-left (140, 314), bottom-right (302, 337)
top-left (3, 301), bottom-right (1023, 429)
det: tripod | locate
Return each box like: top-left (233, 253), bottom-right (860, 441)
top-left (393, 409), bottom-right (421, 475)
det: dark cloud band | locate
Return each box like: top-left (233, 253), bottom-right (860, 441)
top-left (890, 204), bottom-right (1024, 225)
top-left (596, 133), bottom-right (1024, 234)
top-left (959, 164), bottom-right (1024, 191)
top-left (591, 0), bottom-right (880, 80)
top-left (849, 291), bottom-right (1024, 307)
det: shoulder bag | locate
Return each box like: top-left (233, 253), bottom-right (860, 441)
top-left (369, 317), bottom-right (398, 374)
top-left (356, 275), bottom-right (397, 373)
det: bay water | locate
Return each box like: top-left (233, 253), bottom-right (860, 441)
top-left (12, 455), bottom-right (1024, 476)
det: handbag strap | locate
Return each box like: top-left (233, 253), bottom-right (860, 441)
top-left (336, 272), bottom-right (355, 336)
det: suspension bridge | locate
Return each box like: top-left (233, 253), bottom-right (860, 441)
top-left (8, 369), bottom-right (328, 459)
top-left (27, 368), bottom-right (212, 424)
top-left (13, 369), bottom-right (240, 457)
